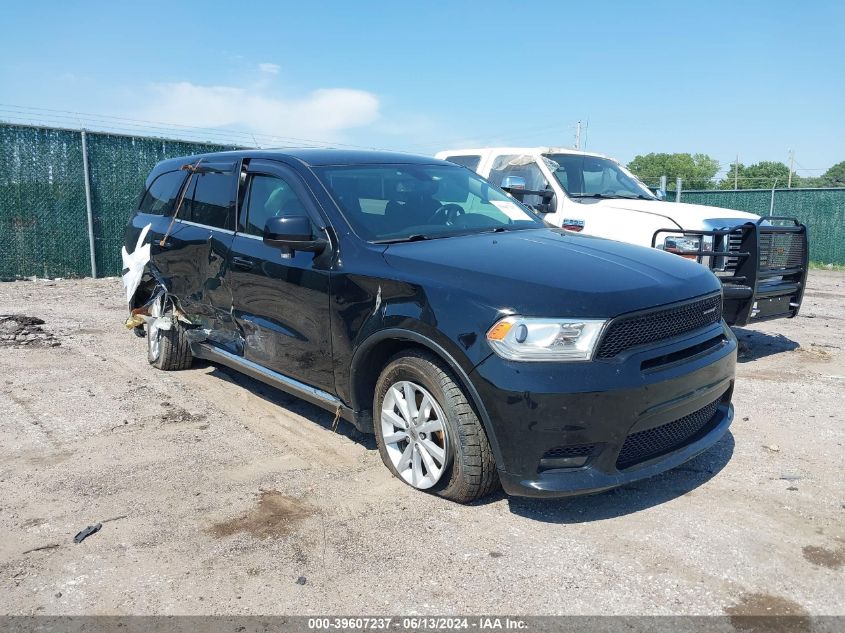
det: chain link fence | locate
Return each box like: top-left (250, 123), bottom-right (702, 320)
top-left (0, 123), bottom-right (235, 279)
top-left (678, 188), bottom-right (845, 265)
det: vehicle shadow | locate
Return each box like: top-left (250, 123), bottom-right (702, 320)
top-left (499, 432), bottom-right (735, 523)
top-left (732, 327), bottom-right (799, 363)
top-left (195, 360), bottom-right (378, 450)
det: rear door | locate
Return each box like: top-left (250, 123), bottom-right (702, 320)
top-left (151, 159), bottom-right (239, 342)
top-left (227, 159), bottom-right (334, 392)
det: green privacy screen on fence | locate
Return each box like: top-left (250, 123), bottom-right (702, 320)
top-left (0, 123), bottom-right (234, 279)
top-left (678, 188), bottom-right (845, 265)
top-left (1, 122), bottom-right (844, 279)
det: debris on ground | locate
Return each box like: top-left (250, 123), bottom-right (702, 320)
top-left (0, 315), bottom-right (59, 348)
top-left (73, 523), bottom-right (102, 543)
top-left (296, 576), bottom-right (307, 585)
top-left (763, 444), bottom-right (781, 452)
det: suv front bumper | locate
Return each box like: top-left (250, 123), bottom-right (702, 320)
top-left (470, 323), bottom-right (737, 498)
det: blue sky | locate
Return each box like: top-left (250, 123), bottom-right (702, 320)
top-left (1, 0), bottom-right (843, 178)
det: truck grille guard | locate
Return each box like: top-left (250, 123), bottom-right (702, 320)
top-left (652, 217), bottom-right (809, 326)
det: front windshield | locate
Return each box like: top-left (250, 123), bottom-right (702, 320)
top-left (316, 164), bottom-right (544, 242)
top-left (543, 154), bottom-right (656, 200)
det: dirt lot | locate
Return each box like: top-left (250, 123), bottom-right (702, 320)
top-left (1, 271), bottom-right (843, 616)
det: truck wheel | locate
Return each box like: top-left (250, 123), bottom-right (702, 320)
top-left (374, 350), bottom-right (499, 503)
top-left (147, 296), bottom-right (192, 371)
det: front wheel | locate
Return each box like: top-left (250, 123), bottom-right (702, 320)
top-left (373, 350), bottom-right (499, 503)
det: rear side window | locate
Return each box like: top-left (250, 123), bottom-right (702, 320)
top-left (138, 170), bottom-right (186, 215)
top-left (183, 169), bottom-right (236, 230)
top-left (444, 155), bottom-right (481, 171)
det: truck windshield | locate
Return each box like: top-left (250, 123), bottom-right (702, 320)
top-left (316, 164), bottom-right (544, 242)
top-left (543, 154), bottom-right (656, 201)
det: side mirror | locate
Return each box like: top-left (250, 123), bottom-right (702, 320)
top-left (500, 175), bottom-right (527, 192)
top-left (263, 216), bottom-right (327, 253)
top-left (654, 188), bottom-right (666, 201)
top-left (534, 190), bottom-right (557, 214)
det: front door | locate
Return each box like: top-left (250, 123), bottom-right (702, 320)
top-left (227, 160), bottom-right (334, 393)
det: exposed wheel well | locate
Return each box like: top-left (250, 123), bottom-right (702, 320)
top-left (352, 339), bottom-right (429, 430)
top-left (129, 277), bottom-right (157, 311)
top-left (351, 333), bottom-right (501, 466)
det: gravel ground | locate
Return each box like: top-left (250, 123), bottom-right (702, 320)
top-left (0, 271), bottom-right (843, 616)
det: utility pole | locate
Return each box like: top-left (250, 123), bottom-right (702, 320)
top-left (787, 149), bottom-right (794, 188)
top-left (734, 154), bottom-right (739, 190)
top-left (574, 121), bottom-right (581, 150)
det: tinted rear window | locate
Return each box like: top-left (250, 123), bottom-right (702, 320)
top-left (138, 170), bottom-right (186, 215)
top-left (183, 168), bottom-right (236, 230)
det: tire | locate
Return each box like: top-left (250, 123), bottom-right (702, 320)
top-left (146, 298), bottom-right (192, 371)
top-left (373, 350), bottom-right (499, 503)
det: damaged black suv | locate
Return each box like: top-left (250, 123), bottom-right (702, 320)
top-left (123, 149), bottom-right (736, 502)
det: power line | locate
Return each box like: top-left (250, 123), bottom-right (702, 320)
top-left (0, 103), bottom-right (391, 151)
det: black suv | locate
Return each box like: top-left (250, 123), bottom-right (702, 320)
top-left (122, 149), bottom-right (737, 502)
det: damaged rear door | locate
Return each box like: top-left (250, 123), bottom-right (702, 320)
top-left (152, 159), bottom-right (239, 343)
top-left (226, 159), bottom-right (335, 393)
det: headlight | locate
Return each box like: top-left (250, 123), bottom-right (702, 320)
top-left (661, 234), bottom-right (713, 259)
top-left (486, 316), bottom-right (607, 361)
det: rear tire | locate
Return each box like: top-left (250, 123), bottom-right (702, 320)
top-left (147, 298), bottom-right (192, 371)
top-left (373, 350), bottom-right (499, 503)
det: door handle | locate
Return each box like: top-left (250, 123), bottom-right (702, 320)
top-left (231, 256), bottom-right (254, 270)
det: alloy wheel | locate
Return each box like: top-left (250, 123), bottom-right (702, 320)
top-left (380, 380), bottom-right (450, 489)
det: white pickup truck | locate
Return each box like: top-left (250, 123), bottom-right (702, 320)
top-left (435, 147), bottom-right (809, 326)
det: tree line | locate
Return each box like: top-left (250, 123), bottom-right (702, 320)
top-left (626, 153), bottom-right (845, 190)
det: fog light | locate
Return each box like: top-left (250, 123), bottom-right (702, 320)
top-left (539, 455), bottom-right (589, 470)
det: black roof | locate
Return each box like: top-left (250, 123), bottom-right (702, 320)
top-left (155, 148), bottom-right (448, 171)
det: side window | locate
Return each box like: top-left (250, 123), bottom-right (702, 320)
top-left (487, 155), bottom-right (549, 208)
top-left (241, 174), bottom-right (309, 236)
top-left (444, 154), bottom-right (481, 171)
top-left (138, 170), bottom-right (186, 215)
top-left (184, 169), bottom-right (236, 230)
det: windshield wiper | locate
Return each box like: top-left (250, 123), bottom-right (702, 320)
top-left (611, 193), bottom-right (656, 200)
top-left (570, 193), bottom-right (655, 201)
top-left (373, 234), bottom-right (431, 244)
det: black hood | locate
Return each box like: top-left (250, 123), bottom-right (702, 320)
top-left (383, 228), bottom-right (721, 319)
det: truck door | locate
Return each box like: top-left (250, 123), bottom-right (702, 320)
top-left (150, 160), bottom-right (238, 341)
top-left (226, 159), bottom-right (334, 393)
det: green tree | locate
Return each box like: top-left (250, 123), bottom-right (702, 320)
top-left (818, 161), bottom-right (845, 187)
top-left (718, 161), bottom-right (799, 189)
top-left (627, 153), bottom-right (720, 190)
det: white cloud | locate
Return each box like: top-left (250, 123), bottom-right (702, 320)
top-left (135, 81), bottom-right (381, 142)
top-left (258, 62), bottom-right (280, 74)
